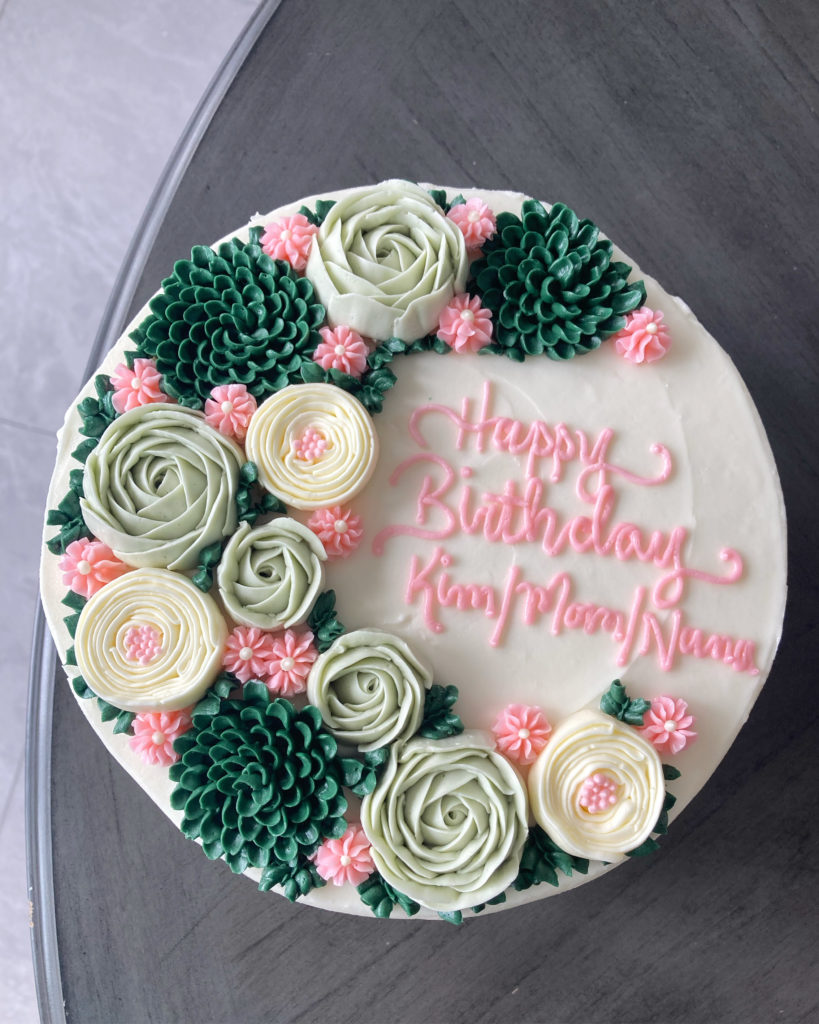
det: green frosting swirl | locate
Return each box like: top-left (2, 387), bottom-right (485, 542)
top-left (472, 200), bottom-right (646, 360)
top-left (80, 405), bottom-right (242, 571)
top-left (217, 518), bottom-right (326, 629)
top-left (130, 227), bottom-right (326, 407)
top-left (360, 732), bottom-right (529, 912)
top-left (306, 629), bottom-right (432, 751)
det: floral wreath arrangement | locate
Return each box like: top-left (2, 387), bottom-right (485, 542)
top-left (46, 181), bottom-right (709, 921)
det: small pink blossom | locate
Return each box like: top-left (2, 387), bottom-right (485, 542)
top-left (313, 824), bottom-right (375, 886)
top-left (204, 383), bottom-right (257, 441)
top-left (124, 624), bottom-right (163, 665)
top-left (639, 695), bottom-right (697, 754)
top-left (260, 214), bottom-right (318, 272)
top-left (307, 505), bottom-right (363, 560)
top-left (291, 426), bottom-right (328, 461)
top-left (578, 772), bottom-right (619, 814)
top-left (265, 629), bottom-right (317, 697)
top-left (447, 198), bottom-right (497, 250)
top-left (129, 709), bottom-right (192, 767)
top-left (492, 704), bottom-right (552, 765)
top-left (58, 539), bottom-right (129, 598)
top-left (222, 626), bottom-right (276, 684)
top-left (437, 293), bottom-right (493, 353)
top-left (313, 325), bottom-right (369, 378)
top-left (110, 357), bottom-right (170, 414)
top-left (612, 307), bottom-right (671, 364)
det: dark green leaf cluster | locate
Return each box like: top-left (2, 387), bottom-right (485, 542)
top-left (513, 826), bottom-right (590, 890)
top-left (600, 679), bottom-right (651, 726)
top-left (472, 200), bottom-right (645, 361)
top-left (298, 358), bottom-right (398, 415)
top-left (366, 333), bottom-right (450, 371)
top-left (418, 684), bottom-right (464, 739)
top-left (357, 871), bottom-right (420, 919)
top-left (307, 590), bottom-right (345, 652)
top-left (626, 788), bottom-right (678, 857)
top-left (259, 855), bottom-right (325, 902)
top-left (191, 539), bottom-right (224, 592)
top-left (427, 189), bottom-right (466, 214)
top-left (46, 469), bottom-right (91, 555)
top-left (297, 199), bottom-right (336, 227)
top-left (130, 227), bottom-right (325, 408)
top-left (338, 747), bottom-right (389, 798)
top-left (236, 460), bottom-right (285, 525)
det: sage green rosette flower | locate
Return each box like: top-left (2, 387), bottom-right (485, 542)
top-left (81, 405), bottom-right (243, 571)
top-left (217, 518), bottom-right (326, 629)
top-left (361, 733), bottom-right (529, 912)
top-left (307, 629), bottom-right (432, 751)
top-left (304, 180), bottom-right (468, 342)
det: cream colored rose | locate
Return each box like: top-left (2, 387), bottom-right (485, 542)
top-left (304, 180), bottom-right (468, 341)
top-left (528, 709), bottom-right (665, 861)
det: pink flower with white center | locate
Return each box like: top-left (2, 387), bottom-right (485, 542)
top-left (612, 307), bottom-right (671, 364)
top-left (110, 357), bottom-right (170, 414)
top-left (129, 709), bottom-right (192, 767)
top-left (307, 505), bottom-right (363, 560)
top-left (437, 293), bottom-right (494, 353)
top-left (312, 325), bottom-right (369, 378)
top-left (639, 695), bottom-right (697, 754)
top-left (260, 213), bottom-right (318, 272)
top-left (291, 425), bottom-right (328, 462)
top-left (58, 538), bottom-right (129, 598)
top-left (313, 824), bottom-right (375, 887)
top-left (222, 626), bottom-right (276, 683)
top-left (578, 772), bottom-right (619, 814)
top-left (123, 624), bottom-right (163, 665)
top-left (447, 198), bottom-right (497, 250)
top-left (204, 383), bottom-right (257, 441)
top-left (264, 629), bottom-right (317, 697)
top-left (492, 704), bottom-right (552, 765)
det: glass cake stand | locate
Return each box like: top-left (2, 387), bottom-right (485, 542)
top-left (28, 1), bottom-right (816, 1021)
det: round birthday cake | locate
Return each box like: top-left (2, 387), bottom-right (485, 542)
top-left (40, 181), bottom-right (786, 920)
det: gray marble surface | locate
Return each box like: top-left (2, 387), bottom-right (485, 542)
top-left (0, 1), bottom-right (254, 1020)
top-left (26, 0), bottom-right (819, 1021)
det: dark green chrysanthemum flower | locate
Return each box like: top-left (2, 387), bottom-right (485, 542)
top-left (169, 683), bottom-right (348, 875)
top-left (472, 200), bottom-right (646, 361)
top-left (130, 227), bottom-right (325, 407)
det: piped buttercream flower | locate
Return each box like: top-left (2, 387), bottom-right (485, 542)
top-left (265, 629), bottom-right (317, 697)
top-left (313, 325), bottom-right (369, 378)
top-left (492, 704), bottom-right (552, 766)
top-left (204, 383), bottom-right (257, 441)
top-left (307, 505), bottom-right (363, 560)
top-left (58, 538), bottom-right (129, 598)
top-left (110, 357), bottom-right (170, 414)
top-left (613, 307), bottom-right (671, 364)
top-left (222, 625), bottom-right (277, 684)
top-left (313, 824), bottom-right (374, 886)
top-left (129, 709), bottom-right (192, 767)
top-left (437, 294), bottom-right (493, 353)
top-left (639, 696), bottom-right (697, 754)
top-left (260, 213), bottom-right (318, 272)
top-left (447, 197), bottom-right (497, 250)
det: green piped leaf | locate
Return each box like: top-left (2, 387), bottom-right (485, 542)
top-left (599, 680), bottom-right (651, 726)
top-left (418, 684), bottom-right (464, 739)
top-left (357, 872), bottom-right (420, 919)
top-left (236, 461), bottom-right (285, 524)
top-left (514, 826), bottom-right (589, 891)
top-left (307, 590), bottom-right (345, 652)
top-left (438, 910), bottom-right (463, 925)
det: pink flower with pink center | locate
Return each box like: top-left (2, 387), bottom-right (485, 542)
top-left (578, 772), bottom-right (619, 814)
top-left (264, 629), bottom-right (317, 697)
top-left (313, 824), bottom-right (375, 886)
top-left (222, 626), bottom-right (277, 684)
top-left (437, 293), bottom-right (494, 353)
top-left (612, 307), bottom-right (671, 364)
top-left (110, 357), bottom-right (170, 414)
top-left (203, 383), bottom-right (257, 441)
top-left (260, 213), bottom-right (318, 272)
top-left (124, 624), bottom-right (163, 665)
top-left (492, 704), bottom-right (552, 765)
top-left (58, 538), bottom-right (129, 598)
top-left (447, 198), bottom-right (497, 250)
top-left (129, 709), bottom-right (192, 767)
top-left (291, 425), bottom-right (328, 461)
top-left (307, 505), bottom-right (363, 560)
top-left (313, 325), bottom-right (370, 378)
top-left (639, 695), bottom-right (697, 754)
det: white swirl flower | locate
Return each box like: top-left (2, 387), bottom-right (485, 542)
top-left (306, 629), bottom-right (431, 751)
top-left (304, 180), bottom-right (468, 341)
top-left (74, 568), bottom-right (228, 712)
top-left (528, 709), bottom-right (665, 861)
top-left (361, 733), bottom-right (529, 912)
top-left (244, 383), bottom-right (378, 510)
top-left (217, 518), bottom-right (326, 629)
top-left (80, 404), bottom-right (243, 571)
